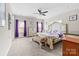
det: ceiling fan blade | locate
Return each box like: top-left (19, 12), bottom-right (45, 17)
top-left (42, 13), bottom-right (46, 16)
top-left (38, 9), bottom-right (41, 13)
top-left (42, 11), bottom-right (48, 13)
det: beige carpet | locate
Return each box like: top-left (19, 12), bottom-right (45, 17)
top-left (7, 37), bottom-right (62, 56)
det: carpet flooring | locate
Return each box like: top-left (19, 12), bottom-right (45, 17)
top-left (7, 37), bottom-right (62, 56)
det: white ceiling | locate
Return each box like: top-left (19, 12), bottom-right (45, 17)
top-left (10, 3), bottom-right (79, 19)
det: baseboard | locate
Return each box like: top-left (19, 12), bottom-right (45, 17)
top-left (5, 40), bottom-right (12, 56)
top-left (67, 33), bottom-right (79, 36)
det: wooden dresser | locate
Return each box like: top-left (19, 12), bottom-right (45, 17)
top-left (63, 35), bottom-right (79, 56)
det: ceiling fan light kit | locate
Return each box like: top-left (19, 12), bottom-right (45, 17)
top-left (33, 8), bottom-right (48, 16)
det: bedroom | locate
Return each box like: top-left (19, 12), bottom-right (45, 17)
top-left (0, 3), bottom-right (79, 56)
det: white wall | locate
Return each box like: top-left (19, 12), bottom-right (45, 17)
top-left (46, 9), bottom-right (79, 35)
top-left (9, 3), bottom-right (79, 20)
top-left (9, 3), bottom-right (79, 34)
top-left (0, 3), bottom-right (12, 56)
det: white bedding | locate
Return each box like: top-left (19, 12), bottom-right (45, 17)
top-left (36, 32), bottom-right (63, 43)
top-left (33, 32), bottom-right (63, 49)
top-left (37, 32), bottom-right (60, 38)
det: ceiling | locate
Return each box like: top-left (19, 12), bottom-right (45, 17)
top-left (10, 3), bottom-right (79, 19)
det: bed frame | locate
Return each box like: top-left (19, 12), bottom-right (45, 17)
top-left (32, 35), bottom-right (62, 49)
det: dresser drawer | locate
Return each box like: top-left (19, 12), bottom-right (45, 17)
top-left (63, 40), bottom-right (79, 56)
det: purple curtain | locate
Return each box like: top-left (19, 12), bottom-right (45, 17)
top-left (37, 22), bottom-right (39, 32)
top-left (24, 20), bottom-right (27, 37)
top-left (41, 22), bottom-right (43, 32)
top-left (15, 19), bottom-right (19, 37)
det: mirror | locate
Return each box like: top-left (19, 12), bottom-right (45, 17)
top-left (0, 3), bottom-right (6, 26)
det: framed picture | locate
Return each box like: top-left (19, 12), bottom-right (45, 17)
top-left (69, 14), bottom-right (77, 21)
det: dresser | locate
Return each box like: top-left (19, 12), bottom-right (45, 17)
top-left (63, 36), bottom-right (79, 56)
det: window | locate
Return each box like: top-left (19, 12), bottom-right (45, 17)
top-left (37, 22), bottom-right (43, 32)
top-left (18, 21), bottom-right (24, 33)
top-left (0, 3), bottom-right (5, 26)
top-left (38, 22), bottom-right (42, 32)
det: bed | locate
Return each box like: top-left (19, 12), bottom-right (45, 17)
top-left (32, 31), bottom-right (63, 49)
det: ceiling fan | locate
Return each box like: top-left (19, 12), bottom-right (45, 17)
top-left (33, 9), bottom-right (48, 16)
